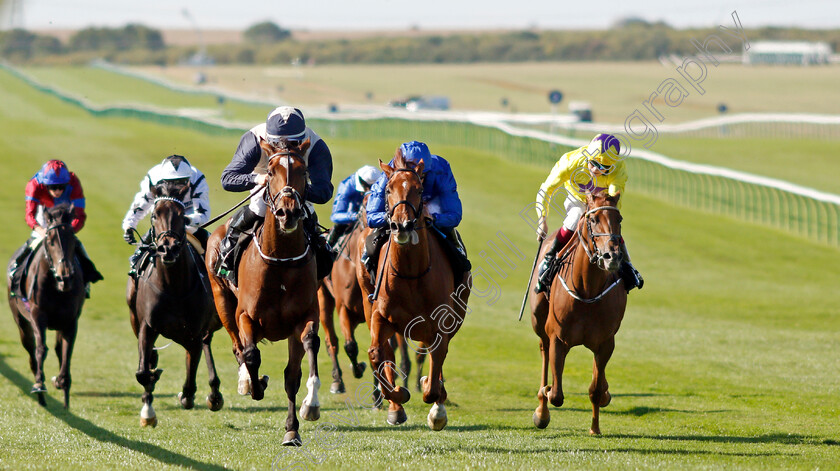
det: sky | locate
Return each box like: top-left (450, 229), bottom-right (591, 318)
top-left (3, 0), bottom-right (839, 30)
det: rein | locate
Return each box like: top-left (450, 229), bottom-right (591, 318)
top-left (43, 222), bottom-right (76, 281)
top-left (555, 204), bottom-right (624, 303)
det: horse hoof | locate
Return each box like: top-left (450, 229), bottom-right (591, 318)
top-left (206, 393), bottom-right (224, 411)
top-left (31, 383), bottom-right (47, 394)
top-left (282, 431), bottom-right (302, 446)
top-left (427, 403), bottom-right (447, 431)
top-left (533, 410), bottom-right (550, 429)
top-left (589, 427), bottom-right (601, 436)
top-left (300, 404), bottom-right (320, 421)
top-left (353, 362), bottom-right (367, 379)
top-left (51, 376), bottom-right (61, 390)
top-left (387, 409), bottom-right (407, 426)
top-left (330, 381), bottom-right (345, 394)
top-left (600, 391), bottom-right (612, 407)
top-left (178, 392), bottom-right (195, 410)
top-left (237, 379), bottom-right (251, 396)
top-left (140, 416), bottom-right (158, 428)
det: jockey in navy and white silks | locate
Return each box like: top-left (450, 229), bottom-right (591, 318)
top-left (215, 106), bottom-right (334, 282)
top-left (363, 141), bottom-right (470, 277)
top-left (327, 165), bottom-right (382, 247)
top-left (366, 141), bottom-right (462, 230)
top-left (121, 155), bottom-right (212, 275)
top-left (122, 155), bottom-right (211, 238)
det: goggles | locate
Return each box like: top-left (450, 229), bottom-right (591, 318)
top-left (46, 184), bottom-right (67, 191)
top-left (589, 160), bottom-right (612, 173)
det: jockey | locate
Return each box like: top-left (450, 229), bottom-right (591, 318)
top-left (122, 155), bottom-right (212, 276)
top-left (216, 106), bottom-right (334, 282)
top-left (9, 160), bottom-right (103, 291)
top-left (363, 141), bottom-right (470, 277)
top-left (534, 133), bottom-right (643, 294)
top-left (327, 165), bottom-right (382, 248)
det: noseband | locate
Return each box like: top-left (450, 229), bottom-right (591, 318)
top-left (151, 196), bottom-right (187, 254)
top-left (386, 167), bottom-right (425, 232)
top-left (44, 222), bottom-right (75, 282)
top-left (580, 205), bottom-right (622, 266)
top-left (263, 152), bottom-right (305, 219)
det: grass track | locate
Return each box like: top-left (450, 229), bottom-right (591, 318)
top-left (1, 68), bottom-right (840, 470)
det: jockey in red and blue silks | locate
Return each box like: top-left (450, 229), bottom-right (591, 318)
top-left (9, 160), bottom-right (103, 291)
top-left (362, 141), bottom-right (470, 277)
top-left (327, 165), bottom-right (382, 248)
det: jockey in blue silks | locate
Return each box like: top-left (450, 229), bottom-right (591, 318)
top-left (362, 141), bottom-right (470, 278)
top-left (327, 165), bottom-right (382, 248)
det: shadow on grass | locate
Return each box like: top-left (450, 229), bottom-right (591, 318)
top-left (470, 445), bottom-right (793, 457)
top-left (0, 355), bottom-right (227, 471)
top-left (74, 390), bottom-right (137, 398)
top-left (613, 432), bottom-right (821, 446)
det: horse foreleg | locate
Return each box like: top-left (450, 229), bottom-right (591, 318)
top-left (13, 310), bottom-right (38, 379)
top-left (547, 335), bottom-right (569, 409)
top-left (283, 335), bottom-right (304, 446)
top-left (415, 346), bottom-right (427, 392)
top-left (29, 311), bottom-right (48, 406)
top-left (202, 332), bottom-right (224, 411)
top-left (52, 325), bottom-right (77, 409)
top-left (423, 335), bottom-right (449, 431)
top-left (319, 294), bottom-right (343, 394)
top-left (341, 310), bottom-right (366, 379)
top-left (178, 343), bottom-right (202, 410)
top-left (589, 337), bottom-right (615, 436)
top-left (395, 334), bottom-right (411, 390)
top-left (533, 336), bottom-right (551, 429)
top-left (136, 325), bottom-right (161, 427)
top-left (239, 314), bottom-right (268, 401)
top-left (299, 319), bottom-right (321, 421)
top-left (368, 314), bottom-right (408, 425)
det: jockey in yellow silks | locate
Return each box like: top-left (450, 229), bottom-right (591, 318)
top-left (534, 133), bottom-right (643, 294)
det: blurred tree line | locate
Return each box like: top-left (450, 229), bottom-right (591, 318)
top-left (2, 20), bottom-right (840, 65)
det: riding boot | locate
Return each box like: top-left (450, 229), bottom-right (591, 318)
top-left (619, 241), bottom-right (644, 292)
top-left (362, 227), bottom-right (388, 280)
top-left (534, 227), bottom-right (574, 294)
top-left (304, 214), bottom-right (335, 280)
top-left (8, 239), bottom-right (34, 278)
top-left (445, 227), bottom-right (472, 273)
top-left (75, 239), bottom-right (104, 284)
top-left (128, 230), bottom-right (152, 277)
top-left (327, 223), bottom-right (349, 247)
top-left (217, 206), bottom-right (261, 281)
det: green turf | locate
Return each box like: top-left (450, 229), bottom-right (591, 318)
top-left (1, 67), bottom-right (840, 470)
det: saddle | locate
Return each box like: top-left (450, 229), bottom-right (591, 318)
top-left (8, 239), bottom-right (41, 300)
top-left (364, 226), bottom-right (471, 283)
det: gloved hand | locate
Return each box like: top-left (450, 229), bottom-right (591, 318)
top-left (123, 228), bottom-right (137, 245)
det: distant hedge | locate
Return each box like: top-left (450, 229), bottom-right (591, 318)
top-left (3, 23), bottom-right (840, 65)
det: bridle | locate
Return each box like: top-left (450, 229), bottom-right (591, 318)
top-left (150, 196), bottom-right (187, 259)
top-left (580, 205), bottom-right (623, 267)
top-left (254, 150), bottom-right (312, 265)
top-left (386, 167), bottom-right (426, 234)
top-left (43, 220), bottom-right (75, 284)
top-left (262, 151), bottom-right (306, 220)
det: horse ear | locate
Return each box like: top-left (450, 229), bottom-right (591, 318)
top-left (150, 183), bottom-right (162, 198)
top-left (609, 192), bottom-right (621, 205)
top-left (415, 159), bottom-right (425, 178)
top-left (394, 147), bottom-right (405, 168)
top-left (258, 136), bottom-right (272, 155)
top-left (379, 159), bottom-right (394, 178)
top-left (299, 137), bottom-right (311, 153)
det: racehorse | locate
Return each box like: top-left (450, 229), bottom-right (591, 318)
top-left (206, 138), bottom-right (321, 446)
top-left (126, 183), bottom-right (224, 427)
top-left (358, 149), bottom-right (470, 430)
top-left (7, 204), bottom-right (85, 408)
top-left (317, 201), bottom-right (415, 397)
top-left (529, 191), bottom-right (628, 435)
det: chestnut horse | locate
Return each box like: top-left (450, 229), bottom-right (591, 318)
top-left (529, 191), bottom-right (627, 435)
top-left (126, 184), bottom-right (224, 427)
top-left (358, 150), bottom-right (470, 430)
top-left (206, 138), bottom-right (321, 446)
top-left (7, 204), bottom-right (84, 408)
top-left (318, 197), bottom-right (415, 397)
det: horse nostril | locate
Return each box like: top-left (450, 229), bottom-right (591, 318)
top-left (390, 222), bottom-right (399, 232)
top-left (602, 252), bottom-right (612, 260)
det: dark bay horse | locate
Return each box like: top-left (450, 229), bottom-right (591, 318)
top-left (126, 183), bottom-right (223, 427)
top-left (357, 150), bottom-right (470, 430)
top-left (7, 204), bottom-right (84, 408)
top-left (317, 197), bottom-right (415, 397)
top-left (206, 138), bottom-right (321, 446)
top-left (529, 191), bottom-right (628, 435)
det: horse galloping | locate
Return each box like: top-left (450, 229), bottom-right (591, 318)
top-left (529, 191), bottom-right (628, 435)
top-left (206, 138), bottom-right (321, 446)
top-left (7, 204), bottom-right (85, 408)
top-left (126, 183), bottom-right (224, 427)
top-left (358, 149), bottom-right (470, 430)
